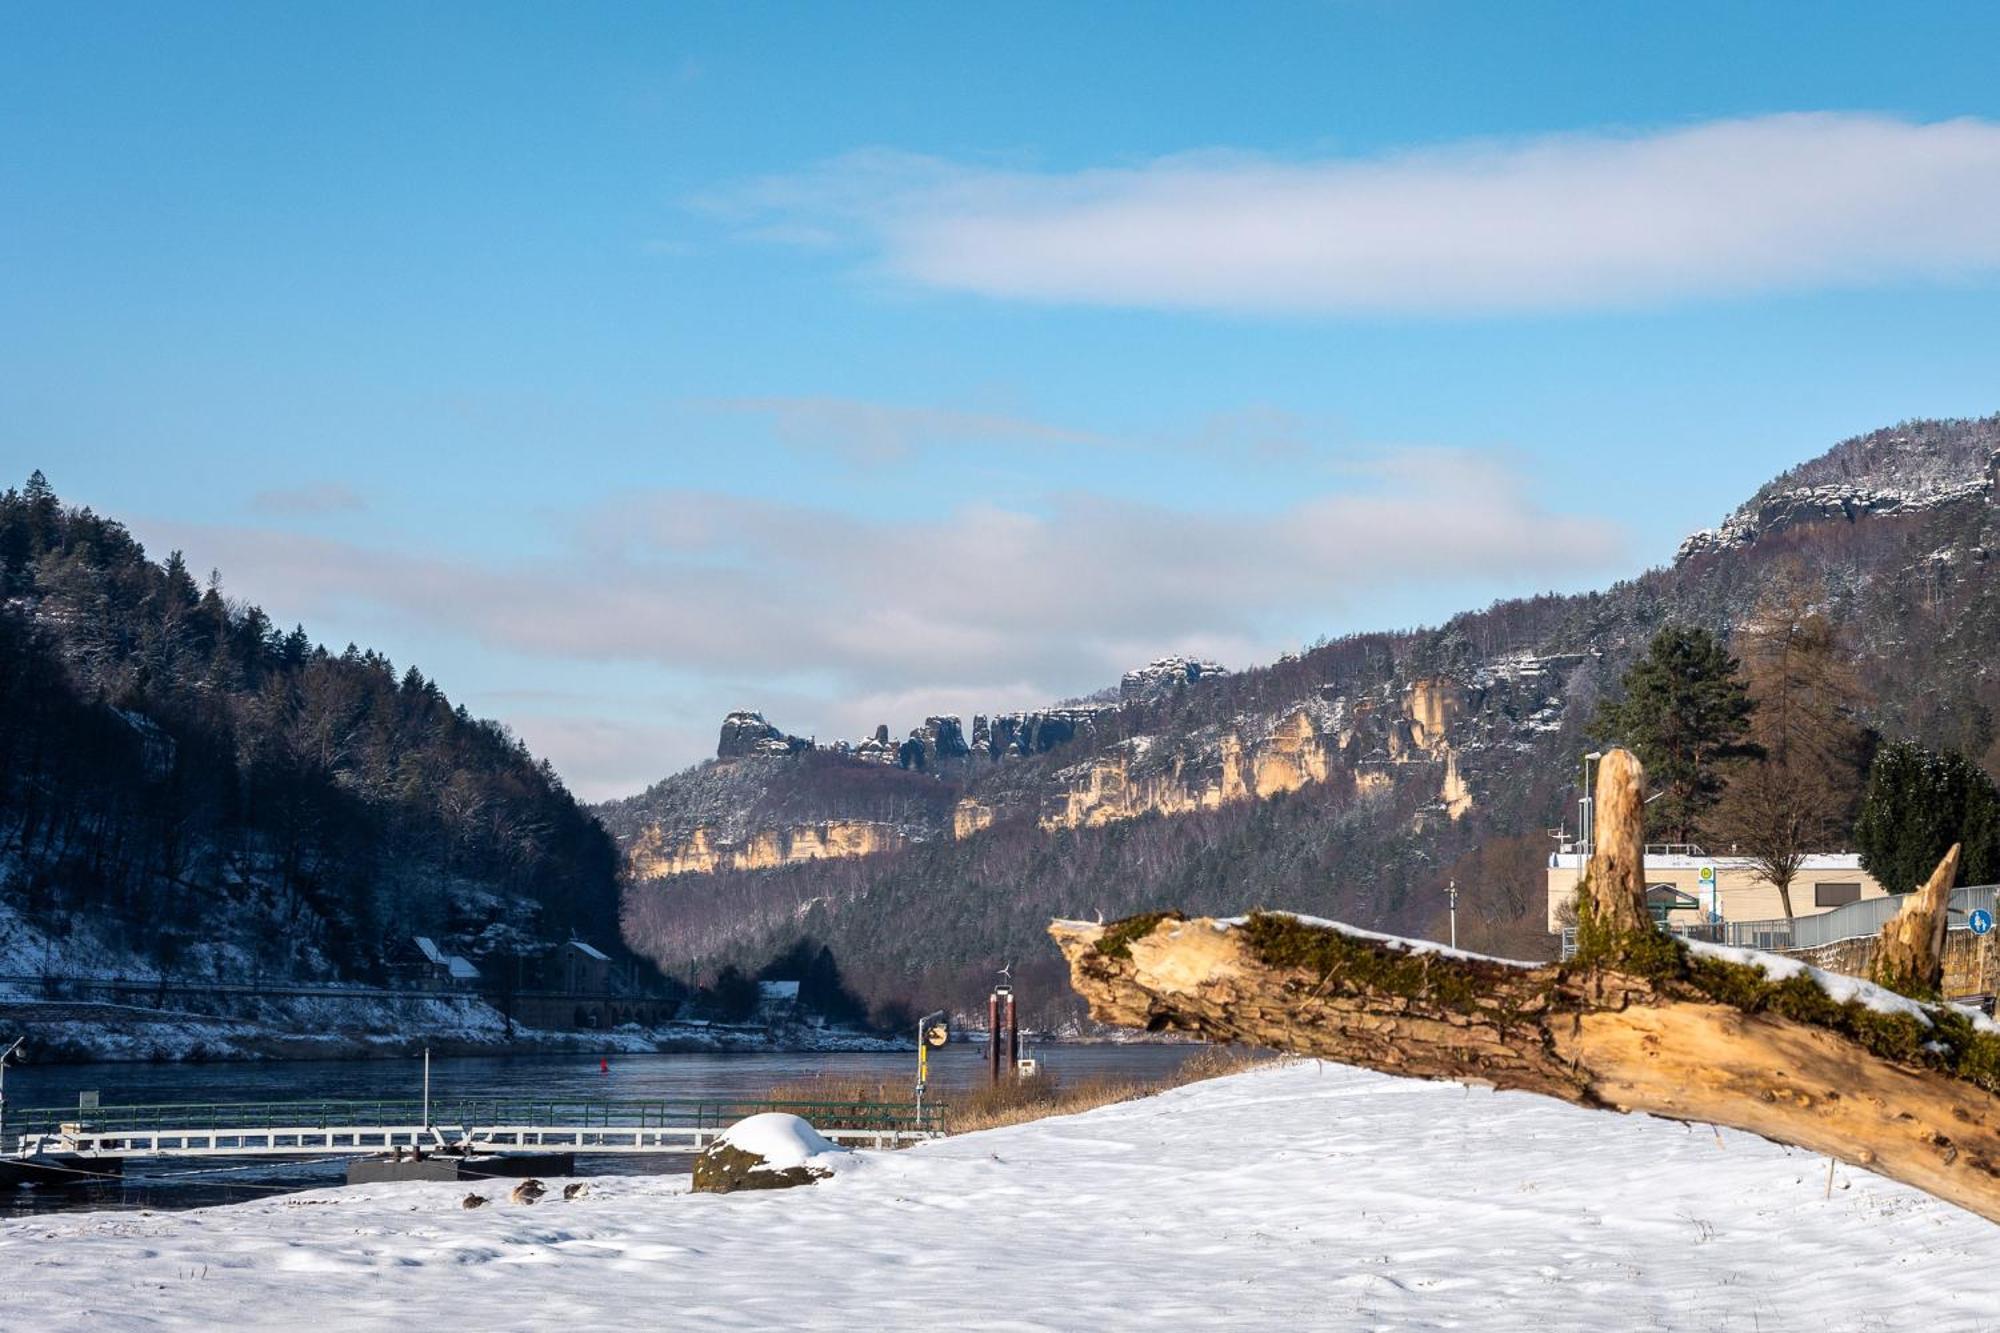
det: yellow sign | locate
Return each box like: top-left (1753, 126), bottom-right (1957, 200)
top-left (924, 1023), bottom-right (949, 1048)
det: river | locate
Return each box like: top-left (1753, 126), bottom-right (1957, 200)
top-left (2, 1044), bottom-right (1206, 1216)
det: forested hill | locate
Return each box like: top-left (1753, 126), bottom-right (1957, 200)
top-left (0, 472), bottom-right (623, 986)
top-left (613, 416), bottom-right (2000, 1026)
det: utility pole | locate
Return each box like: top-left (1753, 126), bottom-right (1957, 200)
top-left (1448, 880), bottom-right (1459, 950)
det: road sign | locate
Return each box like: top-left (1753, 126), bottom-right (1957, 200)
top-left (1971, 909), bottom-right (1994, 936)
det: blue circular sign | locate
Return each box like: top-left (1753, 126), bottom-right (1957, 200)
top-left (1972, 908), bottom-right (1995, 937)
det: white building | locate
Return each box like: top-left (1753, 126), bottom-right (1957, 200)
top-left (1546, 847), bottom-right (1889, 937)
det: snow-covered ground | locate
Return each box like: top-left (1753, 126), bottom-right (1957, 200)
top-left (5, 1060), bottom-right (1996, 1331)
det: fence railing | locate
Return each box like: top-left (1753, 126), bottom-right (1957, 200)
top-left (2, 1096), bottom-right (945, 1152)
top-left (1559, 884), bottom-right (2000, 960)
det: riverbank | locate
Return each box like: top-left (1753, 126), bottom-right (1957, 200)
top-left (0, 995), bottom-right (902, 1065)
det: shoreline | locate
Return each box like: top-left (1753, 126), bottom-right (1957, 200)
top-left (0, 1005), bottom-right (1201, 1067)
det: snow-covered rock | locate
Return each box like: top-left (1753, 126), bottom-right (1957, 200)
top-left (692, 1112), bottom-right (850, 1193)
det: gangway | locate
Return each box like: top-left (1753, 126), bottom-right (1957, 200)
top-left (3, 1096), bottom-right (946, 1163)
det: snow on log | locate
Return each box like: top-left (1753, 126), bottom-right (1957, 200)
top-left (1050, 748), bottom-right (2000, 1224)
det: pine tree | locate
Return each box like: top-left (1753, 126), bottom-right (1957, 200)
top-left (1854, 741), bottom-right (2000, 893)
top-left (1591, 625), bottom-right (1759, 844)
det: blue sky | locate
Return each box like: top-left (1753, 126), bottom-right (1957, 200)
top-left (7, 2), bottom-right (2000, 798)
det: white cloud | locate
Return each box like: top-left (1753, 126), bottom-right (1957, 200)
top-left (701, 395), bottom-right (1106, 465)
top-left (139, 448), bottom-right (1623, 788)
top-left (719, 114), bottom-right (2000, 314)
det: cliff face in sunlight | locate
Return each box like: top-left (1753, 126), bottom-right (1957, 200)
top-left (611, 675), bottom-right (1488, 889)
top-left (626, 819), bottom-right (901, 879)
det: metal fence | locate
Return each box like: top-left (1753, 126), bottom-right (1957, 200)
top-left (1560, 884), bottom-right (1999, 960)
top-left (2, 1096), bottom-right (945, 1153)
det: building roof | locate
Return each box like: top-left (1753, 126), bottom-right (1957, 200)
top-left (445, 955), bottom-right (480, 981)
top-left (758, 980), bottom-right (800, 1001)
top-left (1551, 851), bottom-right (1865, 871)
top-left (413, 936), bottom-right (445, 965)
top-left (567, 939), bottom-right (611, 962)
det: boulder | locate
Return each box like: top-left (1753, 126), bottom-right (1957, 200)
top-left (692, 1113), bottom-right (847, 1195)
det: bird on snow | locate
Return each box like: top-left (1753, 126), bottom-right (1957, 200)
top-left (509, 1179), bottom-right (547, 1205)
top-left (461, 1194), bottom-right (487, 1210)
top-left (562, 1182), bottom-right (589, 1201)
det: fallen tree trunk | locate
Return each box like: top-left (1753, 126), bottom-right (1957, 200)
top-left (1049, 749), bottom-right (2000, 1223)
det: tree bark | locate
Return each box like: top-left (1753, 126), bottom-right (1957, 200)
top-left (1049, 749), bottom-right (2000, 1224)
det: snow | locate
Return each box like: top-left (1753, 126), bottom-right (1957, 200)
top-left (6, 1060), bottom-right (1995, 1330)
top-left (1205, 911), bottom-right (1545, 969)
top-left (1687, 940), bottom-right (2000, 1034)
top-left (716, 1112), bottom-right (847, 1172)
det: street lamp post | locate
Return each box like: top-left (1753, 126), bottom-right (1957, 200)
top-left (1581, 751), bottom-right (1605, 855)
top-left (1447, 879), bottom-right (1459, 950)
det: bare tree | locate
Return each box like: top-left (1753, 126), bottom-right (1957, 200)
top-left (1711, 566), bottom-right (1866, 917)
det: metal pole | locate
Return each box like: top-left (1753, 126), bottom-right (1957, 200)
top-left (422, 1046), bottom-right (431, 1134)
top-left (0, 1038), bottom-right (17, 1148)
top-left (1005, 991), bottom-right (1019, 1072)
top-left (1448, 880), bottom-right (1458, 950)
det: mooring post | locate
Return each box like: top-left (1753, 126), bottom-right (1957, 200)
top-left (1005, 989), bottom-right (1019, 1071)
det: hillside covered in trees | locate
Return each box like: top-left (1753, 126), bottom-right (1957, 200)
top-left (0, 472), bottom-right (624, 987)
top-left (615, 417), bottom-right (2000, 1026)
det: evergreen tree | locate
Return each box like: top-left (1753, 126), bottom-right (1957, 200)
top-left (1590, 625), bottom-right (1759, 844)
top-left (1854, 741), bottom-right (2000, 893)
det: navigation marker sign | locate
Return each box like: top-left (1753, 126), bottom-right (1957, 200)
top-left (1971, 908), bottom-right (1994, 937)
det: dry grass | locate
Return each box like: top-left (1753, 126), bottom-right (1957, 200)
top-left (766, 1046), bottom-right (1275, 1136)
top-left (760, 1077), bottom-right (914, 1129)
top-left (944, 1045), bottom-right (1275, 1133)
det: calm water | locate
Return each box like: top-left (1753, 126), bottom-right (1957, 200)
top-left (1, 1044), bottom-right (1204, 1216)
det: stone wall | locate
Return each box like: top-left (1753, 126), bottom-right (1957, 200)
top-left (1782, 930), bottom-right (1999, 1001)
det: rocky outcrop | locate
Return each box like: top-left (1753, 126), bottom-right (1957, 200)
top-left (898, 715), bottom-right (972, 771)
top-left (973, 708), bottom-right (1103, 759)
top-left (1119, 655), bottom-right (1229, 701)
top-left (852, 724), bottom-right (897, 765)
top-left (1677, 419), bottom-right (1999, 564)
top-left (626, 819), bottom-right (901, 881)
top-left (717, 711), bottom-right (811, 759)
top-left (1040, 709), bottom-right (1333, 831)
top-left (953, 799), bottom-right (996, 840)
